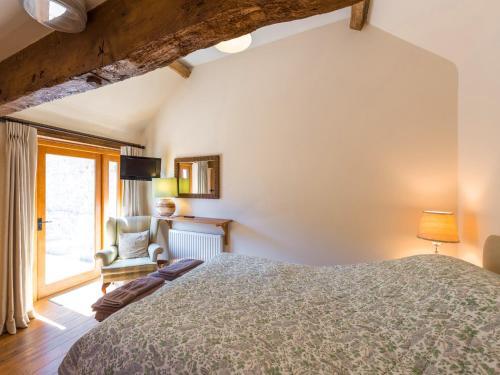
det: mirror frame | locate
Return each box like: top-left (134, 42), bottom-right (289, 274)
top-left (174, 155), bottom-right (220, 199)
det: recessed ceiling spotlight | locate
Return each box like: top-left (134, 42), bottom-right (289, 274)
top-left (20, 0), bottom-right (87, 33)
top-left (215, 34), bottom-right (252, 54)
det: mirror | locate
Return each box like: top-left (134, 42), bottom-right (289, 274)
top-left (175, 155), bottom-right (220, 199)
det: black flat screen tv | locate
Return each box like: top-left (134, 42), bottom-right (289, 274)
top-left (120, 156), bottom-right (161, 181)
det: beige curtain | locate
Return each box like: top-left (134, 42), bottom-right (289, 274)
top-left (0, 121), bottom-right (37, 335)
top-left (121, 146), bottom-right (146, 216)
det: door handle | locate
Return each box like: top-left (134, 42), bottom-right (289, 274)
top-left (37, 218), bottom-right (53, 231)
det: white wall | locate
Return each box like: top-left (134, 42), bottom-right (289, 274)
top-left (458, 69), bottom-right (500, 266)
top-left (145, 21), bottom-right (458, 265)
top-left (370, 0), bottom-right (500, 266)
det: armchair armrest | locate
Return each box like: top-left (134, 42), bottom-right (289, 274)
top-left (148, 243), bottom-right (163, 262)
top-left (95, 246), bottom-right (118, 267)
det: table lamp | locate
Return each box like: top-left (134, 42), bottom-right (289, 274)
top-left (417, 211), bottom-right (459, 254)
top-left (152, 178), bottom-right (178, 217)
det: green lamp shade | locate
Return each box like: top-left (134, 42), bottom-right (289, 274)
top-left (153, 178), bottom-right (178, 198)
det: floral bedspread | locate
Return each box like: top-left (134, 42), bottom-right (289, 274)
top-left (59, 254), bottom-right (499, 374)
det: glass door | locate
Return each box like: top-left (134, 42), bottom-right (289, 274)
top-left (37, 144), bottom-right (102, 298)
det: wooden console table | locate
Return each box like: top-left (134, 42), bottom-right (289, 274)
top-left (155, 215), bottom-right (233, 245)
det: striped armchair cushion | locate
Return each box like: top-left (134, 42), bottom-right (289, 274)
top-left (101, 257), bottom-right (157, 283)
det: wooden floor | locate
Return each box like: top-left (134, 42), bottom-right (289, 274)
top-left (0, 298), bottom-right (97, 375)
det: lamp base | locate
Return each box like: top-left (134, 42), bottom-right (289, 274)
top-left (156, 198), bottom-right (176, 217)
top-left (432, 241), bottom-right (442, 254)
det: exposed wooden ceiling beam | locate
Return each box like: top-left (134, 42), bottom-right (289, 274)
top-left (168, 60), bottom-right (192, 79)
top-left (0, 0), bottom-right (360, 115)
top-left (350, 0), bottom-right (370, 31)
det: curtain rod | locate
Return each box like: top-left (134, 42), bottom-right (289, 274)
top-left (0, 116), bottom-right (145, 150)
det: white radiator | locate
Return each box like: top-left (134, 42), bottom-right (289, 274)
top-left (168, 229), bottom-right (224, 261)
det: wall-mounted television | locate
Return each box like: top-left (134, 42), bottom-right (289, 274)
top-left (120, 156), bottom-right (161, 181)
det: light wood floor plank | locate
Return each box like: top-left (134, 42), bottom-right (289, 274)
top-left (0, 299), bottom-right (97, 375)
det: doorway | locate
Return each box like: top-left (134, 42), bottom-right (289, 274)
top-left (36, 140), bottom-right (120, 298)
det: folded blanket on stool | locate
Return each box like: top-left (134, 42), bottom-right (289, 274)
top-left (149, 258), bottom-right (204, 281)
top-left (92, 276), bottom-right (164, 321)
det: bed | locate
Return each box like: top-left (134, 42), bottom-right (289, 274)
top-left (59, 253), bottom-right (499, 374)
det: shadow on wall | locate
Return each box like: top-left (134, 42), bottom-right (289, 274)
top-left (146, 20), bottom-right (459, 265)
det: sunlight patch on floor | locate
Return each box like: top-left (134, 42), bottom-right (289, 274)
top-left (34, 313), bottom-right (67, 330)
top-left (49, 281), bottom-right (118, 317)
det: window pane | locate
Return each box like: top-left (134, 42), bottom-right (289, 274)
top-left (108, 161), bottom-right (118, 219)
top-left (45, 154), bottom-right (95, 284)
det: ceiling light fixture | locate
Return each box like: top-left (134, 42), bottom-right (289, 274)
top-left (215, 34), bottom-right (253, 54)
top-left (48, 1), bottom-right (67, 20)
top-left (20, 0), bottom-right (87, 33)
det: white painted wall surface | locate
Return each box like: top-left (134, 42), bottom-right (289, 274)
top-left (146, 21), bottom-right (458, 265)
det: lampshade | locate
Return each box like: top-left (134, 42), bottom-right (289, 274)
top-left (417, 211), bottom-right (459, 243)
top-left (20, 0), bottom-right (87, 33)
top-left (152, 178), bottom-right (178, 198)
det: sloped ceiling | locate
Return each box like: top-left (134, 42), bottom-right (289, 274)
top-left (4, 6), bottom-right (350, 141)
top-left (12, 67), bottom-right (184, 142)
top-left (3, 0), bottom-right (500, 146)
top-left (370, 0), bottom-right (498, 69)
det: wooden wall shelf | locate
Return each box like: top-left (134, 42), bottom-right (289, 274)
top-left (155, 215), bottom-right (232, 245)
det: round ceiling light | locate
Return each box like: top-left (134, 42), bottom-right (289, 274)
top-left (215, 34), bottom-right (252, 54)
top-left (20, 0), bottom-right (87, 33)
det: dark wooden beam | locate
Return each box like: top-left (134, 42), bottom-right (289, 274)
top-left (350, 0), bottom-right (370, 30)
top-left (0, 116), bottom-right (144, 149)
top-left (0, 0), bottom-right (360, 115)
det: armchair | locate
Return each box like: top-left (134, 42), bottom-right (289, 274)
top-left (95, 216), bottom-right (163, 293)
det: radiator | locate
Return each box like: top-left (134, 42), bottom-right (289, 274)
top-left (168, 229), bottom-right (224, 261)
